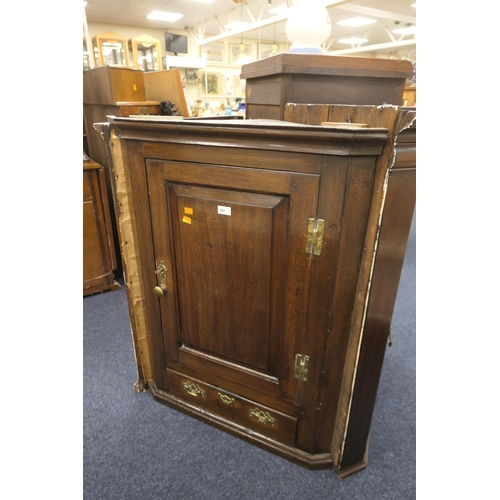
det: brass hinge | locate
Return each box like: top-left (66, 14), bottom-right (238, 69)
top-left (294, 354), bottom-right (310, 382)
top-left (305, 218), bottom-right (325, 256)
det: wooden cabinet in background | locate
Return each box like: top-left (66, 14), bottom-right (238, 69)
top-left (403, 86), bottom-right (416, 106)
top-left (84, 100), bottom-right (160, 169)
top-left (83, 65), bottom-right (164, 276)
top-left (83, 65), bottom-right (146, 105)
top-left (83, 157), bottom-right (121, 296)
top-left (143, 69), bottom-right (189, 116)
top-left (96, 110), bottom-right (413, 478)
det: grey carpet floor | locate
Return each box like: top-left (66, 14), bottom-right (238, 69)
top-left (83, 213), bottom-right (415, 500)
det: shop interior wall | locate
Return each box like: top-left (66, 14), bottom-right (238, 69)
top-left (85, 21), bottom-right (410, 64)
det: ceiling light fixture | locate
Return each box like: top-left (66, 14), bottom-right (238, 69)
top-left (226, 0), bottom-right (251, 32)
top-left (269, 0), bottom-right (279, 56)
top-left (337, 17), bottom-right (376, 27)
top-left (147, 11), bottom-right (183, 22)
top-left (392, 26), bottom-right (416, 35)
top-left (237, 3), bottom-right (248, 62)
top-left (338, 37), bottom-right (369, 44)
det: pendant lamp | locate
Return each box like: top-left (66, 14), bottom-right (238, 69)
top-left (285, 0), bottom-right (331, 54)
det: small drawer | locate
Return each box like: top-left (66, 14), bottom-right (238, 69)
top-left (119, 104), bottom-right (160, 117)
top-left (167, 369), bottom-right (297, 446)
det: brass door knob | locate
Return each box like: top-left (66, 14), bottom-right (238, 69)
top-left (153, 284), bottom-right (167, 297)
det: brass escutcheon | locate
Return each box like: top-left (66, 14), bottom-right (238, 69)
top-left (154, 260), bottom-right (168, 297)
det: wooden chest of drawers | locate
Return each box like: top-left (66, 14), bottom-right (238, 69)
top-left (83, 102), bottom-right (160, 171)
top-left (97, 111), bottom-right (413, 477)
top-left (83, 158), bottom-right (120, 296)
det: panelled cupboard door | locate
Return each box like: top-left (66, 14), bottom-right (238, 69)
top-left (146, 159), bottom-right (320, 413)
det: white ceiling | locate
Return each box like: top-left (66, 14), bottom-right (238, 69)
top-left (84, 0), bottom-right (417, 57)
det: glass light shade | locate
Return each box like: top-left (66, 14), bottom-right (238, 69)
top-left (285, 0), bottom-right (331, 53)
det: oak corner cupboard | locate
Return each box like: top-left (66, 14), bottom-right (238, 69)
top-left (97, 112), bottom-right (414, 478)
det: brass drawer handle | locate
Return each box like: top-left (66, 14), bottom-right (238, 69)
top-left (182, 380), bottom-right (205, 398)
top-left (249, 408), bottom-right (276, 427)
top-left (218, 392), bottom-right (235, 406)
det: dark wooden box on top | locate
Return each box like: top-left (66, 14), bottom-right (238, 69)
top-left (240, 53), bottom-right (414, 120)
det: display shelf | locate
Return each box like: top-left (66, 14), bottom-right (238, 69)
top-left (197, 62), bottom-right (244, 69)
top-left (162, 56), bottom-right (245, 111)
top-left (92, 30), bottom-right (130, 67)
top-left (129, 34), bottom-right (162, 71)
top-left (163, 55), bottom-right (206, 70)
top-left (163, 56), bottom-right (207, 103)
top-left (199, 94), bottom-right (244, 99)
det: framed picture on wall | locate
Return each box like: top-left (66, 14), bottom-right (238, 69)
top-left (223, 73), bottom-right (245, 96)
top-left (200, 42), bottom-right (225, 63)
top-left (258, 42), bottom-right (279, 59)
top-left (199, 71), bottom-right (224, 95)
top-left (229, 43), bottom-right (251, 65)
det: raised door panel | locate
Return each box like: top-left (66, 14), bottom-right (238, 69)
top-left (171, 184), bottom-right (287, 374)
top-left (146, 159), bottom-right (320, 411)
